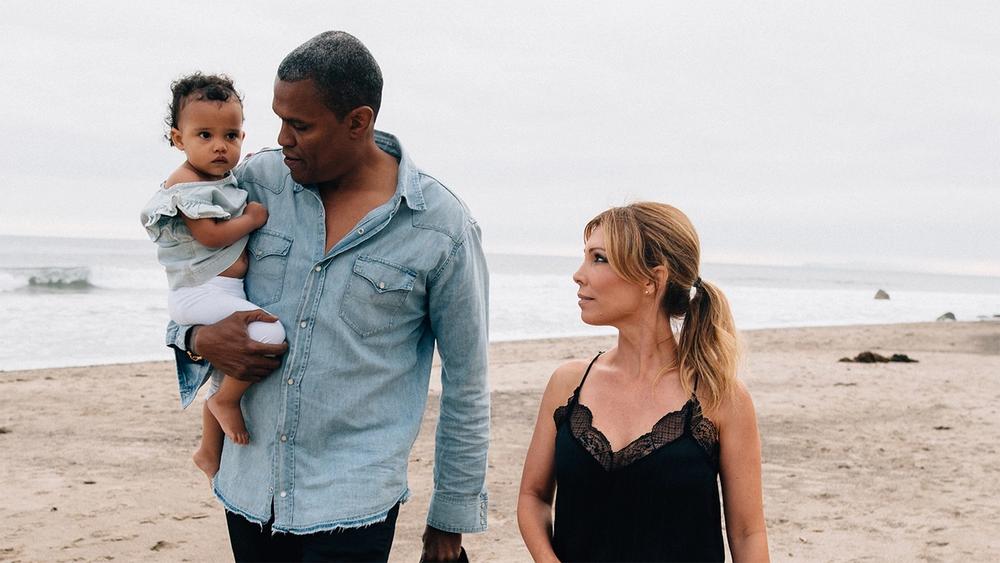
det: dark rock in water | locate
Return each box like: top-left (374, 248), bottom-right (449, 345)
top-left (874, 289), bottom-right (890, 300)
top-left (936, 312), bottom-right (956, 322)
top-left (840, 351), bottom-right (919, 363)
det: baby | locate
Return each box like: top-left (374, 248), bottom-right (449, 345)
top-left (140, 73), bottom-right (285, 479)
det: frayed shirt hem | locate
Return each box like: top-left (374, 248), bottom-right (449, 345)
top-left (214, 486), bottom-right (411, 535)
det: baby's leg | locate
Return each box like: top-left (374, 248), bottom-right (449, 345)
top-left (193, 402), bottom-right (224, 480)
top-left (170, 277), bottom-right (286, 452)
top-left (205, 320), bottom-right (283, 446)
top-left (206, 376), bottom-right (253, 445)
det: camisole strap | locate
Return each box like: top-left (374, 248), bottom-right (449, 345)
top-left (572, 351), bottom-right (604, 399)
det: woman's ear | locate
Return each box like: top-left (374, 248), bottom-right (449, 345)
top-left (650, 265), bottom-right (668, 294)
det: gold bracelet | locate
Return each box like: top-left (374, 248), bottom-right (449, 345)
top-left (185, 327), bottom-right (204, 362)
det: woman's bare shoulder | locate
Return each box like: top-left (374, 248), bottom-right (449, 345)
top-left (701, 377), bottom-right (756, 430)
top-left (543, 357), bottom-right (596, 405)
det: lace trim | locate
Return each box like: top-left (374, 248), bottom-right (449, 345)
top-left (689, 400), bottom-right (720, 464)
top-left (554, 395), bottom-right (719, 471)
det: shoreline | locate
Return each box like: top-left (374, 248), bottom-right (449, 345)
top-left (2, 321), bottom-right (998, 560)
top-left (3, 319), bottom-right (997, 375)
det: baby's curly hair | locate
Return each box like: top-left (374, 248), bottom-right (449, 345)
top-left (164, 72), bottom-right (243, 146)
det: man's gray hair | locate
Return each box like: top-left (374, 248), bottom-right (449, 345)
top-left (278, 31), bottom-right (383, 120)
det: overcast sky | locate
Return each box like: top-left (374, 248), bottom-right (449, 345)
top-left (1, 2), bottom-right (998, 275)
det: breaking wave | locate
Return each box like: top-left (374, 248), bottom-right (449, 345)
top-left (0, 267), bottom-right (94, 291)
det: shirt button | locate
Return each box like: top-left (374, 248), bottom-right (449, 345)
top-left (314, 265), bottom-right (321, 272)
top-left (279, 491), bottom-right (287, 498)
top-left (357, 227), bottom-right (365, 235)
top-left (378, 281), bottom-right (386, 289)
top-left (299, 320), bottom-right (307, 328)
top-left (280, 435), bottom-right (287, 442)
top-left (287, 378), bottom-right (294, 385)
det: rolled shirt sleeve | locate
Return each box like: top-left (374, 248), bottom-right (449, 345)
top-left (426, 219), bottom-right (490, 533)
top-left (165, 321), bottom-right (213, 409)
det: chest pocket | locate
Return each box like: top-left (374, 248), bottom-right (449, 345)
top-left (245, 229), bottom-right (293, 308)
top-left (340, 256), bottom-right (417, 337)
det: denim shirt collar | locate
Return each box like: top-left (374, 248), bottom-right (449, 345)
top-left (291, 130), bottom-right (427, 212)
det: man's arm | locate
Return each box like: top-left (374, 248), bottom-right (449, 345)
top-left (423, 220), bottom-right (490, 559)
top-left (166, 311), bottom-right (288, 407)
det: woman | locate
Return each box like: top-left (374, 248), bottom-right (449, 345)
top-left (517, 203), bottom-right (769, 562)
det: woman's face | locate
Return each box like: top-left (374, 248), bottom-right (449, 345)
top-left (573, 226), bottom-right (646, 327)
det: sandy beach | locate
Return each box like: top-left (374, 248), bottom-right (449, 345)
top-left (2, 321), bottom-right (999, 562)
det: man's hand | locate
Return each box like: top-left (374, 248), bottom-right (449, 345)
top-left (191, 310), bottom-right (287, 381)
top-left (420, 526), bottom-right (463, 562)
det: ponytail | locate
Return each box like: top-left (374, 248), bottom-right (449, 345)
top-left (676, 279), bottom-right (739, 412)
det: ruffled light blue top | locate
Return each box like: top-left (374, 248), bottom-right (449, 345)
top-left (140, 174), bottom-right (249, 289)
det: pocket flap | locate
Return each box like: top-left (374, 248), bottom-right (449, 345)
top-left (248, 229), bottom-right (292, 260)
top-left (353, 256), bottom-right (416, 293)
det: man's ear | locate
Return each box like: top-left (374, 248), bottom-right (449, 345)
top-left (240, 130), bottom-right (246, 141)
top-left (346, 106), bottom-right (375, 138)
top-left (170, 128), bottom-right (184, 149)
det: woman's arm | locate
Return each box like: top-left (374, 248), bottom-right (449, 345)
top-left (717, 380), bottom-right (770, 562)
top-left (517, 362), bottom-right (584, 563)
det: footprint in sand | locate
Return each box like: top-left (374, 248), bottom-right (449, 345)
top-left (150, 540), bottom-right (177, 552)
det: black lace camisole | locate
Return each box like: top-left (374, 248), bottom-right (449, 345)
top-left (551, 353), bottom-right (725, 562)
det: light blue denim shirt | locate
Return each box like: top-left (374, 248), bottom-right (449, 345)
top-left (166, 131), bottom-right (490, 534)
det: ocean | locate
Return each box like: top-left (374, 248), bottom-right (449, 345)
top-left (1, 235), bottom-right (997, 371)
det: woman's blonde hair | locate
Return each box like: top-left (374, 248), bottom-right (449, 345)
top-left (584, 202), bottom-right (739, 410)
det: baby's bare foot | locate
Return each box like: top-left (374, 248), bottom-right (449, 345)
top-left (192, 448), bottom-right (220, 481)
top-left (207, 396), bottom-right (250, 445)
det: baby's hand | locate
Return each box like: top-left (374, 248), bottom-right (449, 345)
top-left (244, 202), bottom-right (269, 228)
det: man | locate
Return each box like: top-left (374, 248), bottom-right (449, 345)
top-left (167, 31), bottom-right (490, 561)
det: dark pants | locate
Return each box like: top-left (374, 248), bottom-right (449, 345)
top-left (225, 503), bottom-right (399, 563)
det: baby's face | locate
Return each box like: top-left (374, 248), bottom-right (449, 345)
top-left (170, 99), bottom-right (245, 179)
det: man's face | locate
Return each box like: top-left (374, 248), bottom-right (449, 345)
top-left (272, 78), bottom-right (351, 185)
